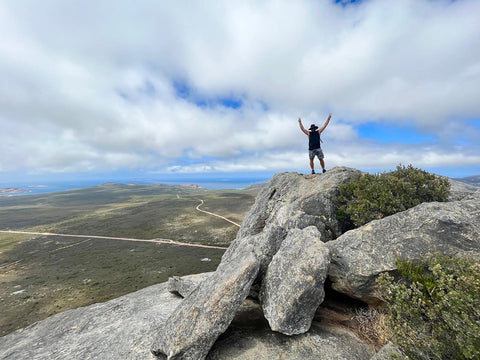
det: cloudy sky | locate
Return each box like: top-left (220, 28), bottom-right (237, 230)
top-left (1, 0), bottom-right (479, 184)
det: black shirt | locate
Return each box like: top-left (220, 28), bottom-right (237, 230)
top-left (309, 131), bottom-right (320, 150)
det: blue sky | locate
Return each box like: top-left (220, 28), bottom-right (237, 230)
top-left (1, 0), bottom-right (480, 184)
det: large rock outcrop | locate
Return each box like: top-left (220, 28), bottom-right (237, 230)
top-left (152, 168), bottom-right (361, 358)
top-left (327, 190), bottom-right (480, 303)
top-left (0, 283), bottom-right (177, 359)
top-left (223, 168), bottom-right (361, 277)
top-left (3, 169), bottom-right (478, 360)
top-left (0, 281), bottom-right (373, 360)
top-left (156, 171), bottom-right (480, 358)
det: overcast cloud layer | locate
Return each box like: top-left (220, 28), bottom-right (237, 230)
top-left (1, 0), bottom-right (479, 180)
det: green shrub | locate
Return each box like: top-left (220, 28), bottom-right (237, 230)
top-left (336, 164), bottom-right (450, 229)
top-left (377, 255), bottom-right (480, 360)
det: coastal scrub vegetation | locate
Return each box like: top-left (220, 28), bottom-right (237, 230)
top-left (336, 164), bottom-right (450, 230)
top-left (377, 255), bottom-right (480, 360)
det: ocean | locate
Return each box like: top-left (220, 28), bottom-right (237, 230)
top-left (0, 176), bottom-right (269, 197)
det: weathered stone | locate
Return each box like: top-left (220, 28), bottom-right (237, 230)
top-left (151, 248), bottom-right (260, 360)
top-left (168, 272), bottom-right (263, 300)
top-left (209, 322), bottom-right (372, 360)
top-left (448, 179), bottom-right (480, 201)
top-left (0, 281), bottom-right (373, 360)
top-left (150, 168), bottom-right (362, 358)
top-left (327, 195), bottom-right (480, 303)
top-left (168, 272), bottom-right (213, 298)
top-left (260, 226), bottom-right (330, 335)
top-left (466, 188), bottom-right (480, 200)
top-left (223, 168), bottom-right (361, 278)
top-left (0, 283), bottom-right (178, 360)
top-left (370, 342), bottom-right (404, 360)
top-left (209, 299), bottom-right (373, 360)
top-left (152, 166), bottom-right (359, 360)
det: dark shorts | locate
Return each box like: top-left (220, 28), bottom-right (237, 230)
top-left (309, 148), bottom-right (324, 159)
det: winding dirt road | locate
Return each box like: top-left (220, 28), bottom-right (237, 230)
top-left (0, 230), bottom-right (228, 250)
top-left (0, 198), bottom-right (242, 251)
top-left (195, 199), bottom-right (241, 228)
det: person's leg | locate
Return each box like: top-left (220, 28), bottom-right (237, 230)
top-left (320, 158), bottom-right (326, 172)
top-left (316, 148), bottom-right (326, 173)
top-left (308, 150), bottom-right (315, 173)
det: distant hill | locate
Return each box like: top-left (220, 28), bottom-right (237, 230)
top-left (453, 175), bottom-right (480, 187)
top-left (0, 188), bottom-right (28, 196)
top-left (447, 175), bottom-right (479, 200)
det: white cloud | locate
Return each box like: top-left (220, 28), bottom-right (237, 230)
top-left (0, 0), bottom-right (479, 178)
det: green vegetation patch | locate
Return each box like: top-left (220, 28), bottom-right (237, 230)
top-left (336, 164), bottom-right (450, 230)
top-left (377, 255), bottom-right (480, 359)
top-left (0, 234), bottom-right (224, 336)
top-left (0, 233), bottom-right (33, 254)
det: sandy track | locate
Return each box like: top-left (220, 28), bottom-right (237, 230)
top-left (0, 230), bottom-right (227, 250)
top-left (195, 199), bottom-right (241, 228)
top-left (0, 198), bottom-right (243, 251)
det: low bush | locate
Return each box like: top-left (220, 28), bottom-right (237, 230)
top-left (377, 255), bottom-right (480, 360)
top-left (336, 164), bottom-right (450, 229)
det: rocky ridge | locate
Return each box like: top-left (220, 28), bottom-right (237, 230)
top-left (154, 167), bottom-right (480, 359)
top-left (152, 167), bottom-right (363, 358)
top-left (1, 167), bottom-right (479, 360)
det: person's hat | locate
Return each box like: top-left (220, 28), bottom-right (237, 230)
top-left (309, 124), bottom-right (318, 131)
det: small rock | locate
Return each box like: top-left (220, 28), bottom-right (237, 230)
top-left (10, 289), bottom-right (26, 296)
top-left (370, 342), bottom-right (404, 360)
top-left (167, 273), bottom-right (213, 298)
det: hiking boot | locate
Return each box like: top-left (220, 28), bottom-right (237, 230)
top-left (311, 170), bottom-right (315, 174)
top-left (322, 169), bottom-right (327, 173)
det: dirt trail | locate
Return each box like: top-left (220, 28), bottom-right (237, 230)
top-left (195, 199), bottom-right (241, 228)
top-left (0, 230), bottom-right (227, 250)
top-left (0, 198), bottom-right (242, 251)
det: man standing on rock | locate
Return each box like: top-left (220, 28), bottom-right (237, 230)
top-left (298, 114), bottom-right (331, 174)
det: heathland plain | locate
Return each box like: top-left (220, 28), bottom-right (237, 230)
top-left (0, 183), bottom-right (259, 336)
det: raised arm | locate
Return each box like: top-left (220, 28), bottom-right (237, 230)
top-left (298, 118), bottom-right (309, 136)
top-left (318, 113), bottom-right (332, 133)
